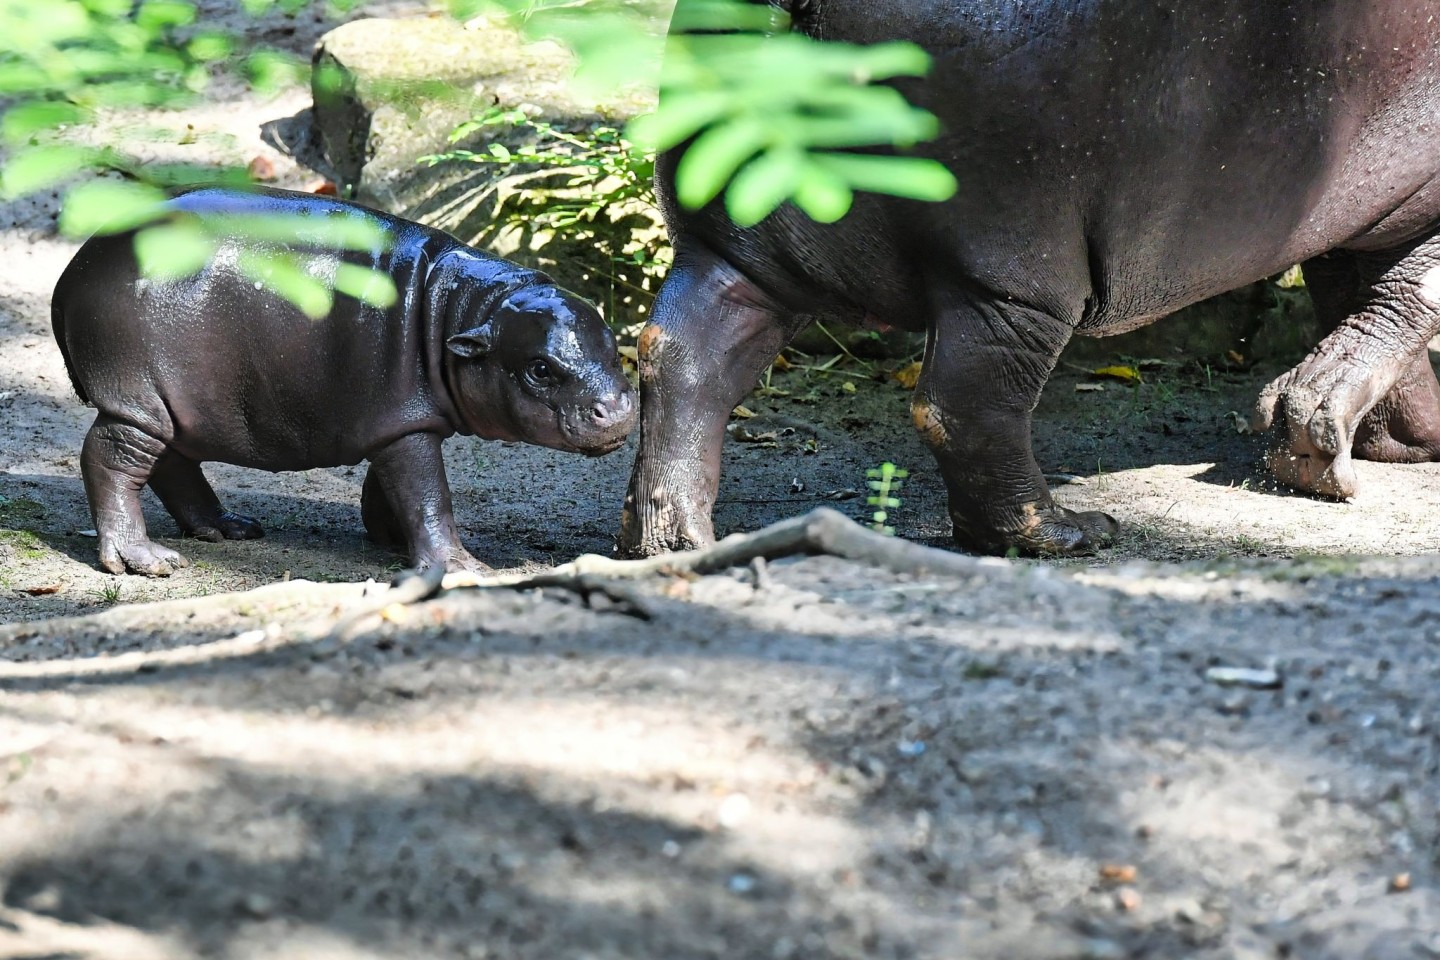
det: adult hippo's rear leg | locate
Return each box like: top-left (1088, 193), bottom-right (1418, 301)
top-left (1253, 236), bottom-right (1440, 498)
top-left (149, 451), bottom-right (264, 543)
top-left (913, 288), bottom-right (1116, 555)
top-left (618, 243), bottom-right (810, 557)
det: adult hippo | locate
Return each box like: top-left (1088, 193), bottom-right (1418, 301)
top-left (620, 0), bottom-right (1440, 556)
top-left (54, 188), bottom-right (635, 576)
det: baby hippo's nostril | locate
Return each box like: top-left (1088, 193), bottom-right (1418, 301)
top-left (592, 390), bottom-right (635, 426)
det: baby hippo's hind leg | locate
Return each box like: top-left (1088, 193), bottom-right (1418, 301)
top-left (149, 452), bottom-right (264, 542)
top-left (81, 416), bottom-right (189, 576)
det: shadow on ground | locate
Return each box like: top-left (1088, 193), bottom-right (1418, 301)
top-left (1, 551), bottom-right (1437, 959)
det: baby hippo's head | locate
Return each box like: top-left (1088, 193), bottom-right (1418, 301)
top-left (446, 283), bottom-right (636, 455)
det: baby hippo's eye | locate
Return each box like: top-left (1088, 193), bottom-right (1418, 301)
top-left (526, 359), bottom-right (553, 385)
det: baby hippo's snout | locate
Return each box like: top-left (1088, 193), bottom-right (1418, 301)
top-left (591, 388), bottom-right (634, 430)
top-left (573, 379), bottom-right (637, 455)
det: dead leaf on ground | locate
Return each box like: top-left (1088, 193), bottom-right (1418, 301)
top-left (1075, 383), bottom-right (1105, 393)
top-left (771, 354), bottom-right (793, 371)
top-left (891, 360), bottom-right (923, 390)
top-left (247, 156), bottom-right (277, 181)
top-left (306, 179), bottom-right (338, 196)
top-left (727, 423), bottom-right (778, 443)
top-left (732, 405), bottom-right (756, 420)
top-left (1098, 864), bottom-right (1138, 884)
top-left (1091, 365), bottom-right (1142, 384)
top-left (19, 584), bottom-right (62, 596)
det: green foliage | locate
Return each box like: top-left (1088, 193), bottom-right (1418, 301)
top-left (451, 0), bottom-right (957, 226)
top-left (866, 461), bottom-right (908, 535)
top-left (423, 107), bottom-right (666, 325)
top-left (2, 0), bottom-right (955, 316)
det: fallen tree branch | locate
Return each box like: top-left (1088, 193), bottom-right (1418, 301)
top-left (443, 507), bottom-right (1003, 590)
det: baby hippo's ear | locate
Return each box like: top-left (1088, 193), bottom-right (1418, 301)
top-left (446, 325), bottom-right (493, 359)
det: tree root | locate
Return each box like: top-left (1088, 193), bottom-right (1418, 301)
top-left (452, 506), bottom-right (1000, 586)
top-left (327, 508), bottom-right (998, 645)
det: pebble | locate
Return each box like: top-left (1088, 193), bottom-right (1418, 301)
top-left (1080, 938), bottom-right (1126, 960)
top-left (1204, 666), bottom-right (1282, 689)
top-left (727, 871), bottom-right (758, 895)
top-left (718, 792), bottom-right (752, 829)
top-left (237, 892), bottom-right (275, 918)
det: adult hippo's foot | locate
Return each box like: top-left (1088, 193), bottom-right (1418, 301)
top-left (912, 289), bottom-right (1113, 556)
top-left (150, 451), bottom-right (264, 542)
top-left (619, 243), bottom-right (809, 558)
top-left (1251, 241), bottom-right (1440, 498)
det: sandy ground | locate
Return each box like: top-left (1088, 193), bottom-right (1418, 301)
top-left (1, 3), bottom-right (1439, 958)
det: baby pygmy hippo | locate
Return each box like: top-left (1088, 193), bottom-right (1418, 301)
top-left (52, 187), bottom-right (635, 576)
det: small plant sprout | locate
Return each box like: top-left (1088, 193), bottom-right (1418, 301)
top-left (866, 461), bottom-right (908, 535)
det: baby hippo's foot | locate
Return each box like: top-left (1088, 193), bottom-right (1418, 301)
top-left (101, 538), bottom-right (189, 577)
top-left (185, 511), bottom-right (264, 543)
top-left (955, 504), bottom-right (1117, 557)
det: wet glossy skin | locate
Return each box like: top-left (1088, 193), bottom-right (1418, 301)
top-left (620, 0), bottom-right (1440, 558)
top-left (52, 187), bottom-right (634, 576)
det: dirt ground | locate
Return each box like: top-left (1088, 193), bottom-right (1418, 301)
top-left (2, 3), bottom-right (1439, 958)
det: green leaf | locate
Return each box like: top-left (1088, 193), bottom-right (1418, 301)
top-left (83, 0), bottom-right (136, 15)
top-left (722, 147), bottom-right (805, 227)
top-left (211, 212), bottom-right (393, 253)
top-left (669, 0), bottom-right (787, 33)
top-left (812, 153), bottom-right (957, 202)
top-left (625, 92), bottom-right (732, 151)
top-left (673, 117), bottom-right (768, 209)
top-left (790, 161), bottom-right (852, 223)
top-left (1, 101), bottom-right (89, 145)
top-left (186, 31), bottom-right (232, 62)
top-left (332, 261), bottom-right (399, 309)
top-left (58, 180), bottom-right (168, 236)
top-left (0, 62), bottom-right (52, 96)
top-left (136, 1), bottom-right (197, 33)
top-left (134, 221), bottom-right (217, 280)
top-left (1, 145), bottom-right (97, 198)
top-left (245, 50), bottom-right (306, 96)
top-left (237, 250), bottom-right (333, 319)
top-left (488, 142), bottom-right (512, 161)
top-left (849, 42), bottom-right (932, 81)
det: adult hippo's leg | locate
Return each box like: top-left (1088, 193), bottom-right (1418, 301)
top-left (81, 416), bottom-right (189, 576)
top-left (1253, 237), bottom-right (1440, 498)
top-left (913, 290), bottom-right (1116, 555)
top-left (148, 451), bottom-right (264, 542)
top-left (366, 431), bottom-right (487, 574)
top-left (360, 466), bottom-right (407, 551)
top-left (618, 243), bottom-right (809, 557)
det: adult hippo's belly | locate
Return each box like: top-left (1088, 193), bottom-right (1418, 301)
top-left (619, 0), bottom-right (1440, 557)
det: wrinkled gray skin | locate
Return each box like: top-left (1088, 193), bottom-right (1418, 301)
top-left (622, 0), bottom-right (1440, 557)
top-left (53, 188), bottom-right (634, 576)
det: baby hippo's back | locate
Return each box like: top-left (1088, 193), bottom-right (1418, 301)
top-left (52, 189), bottom-right (455, 470)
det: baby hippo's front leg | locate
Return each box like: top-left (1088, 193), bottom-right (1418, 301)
top-left (365, 432), bottom-right (488, 574)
